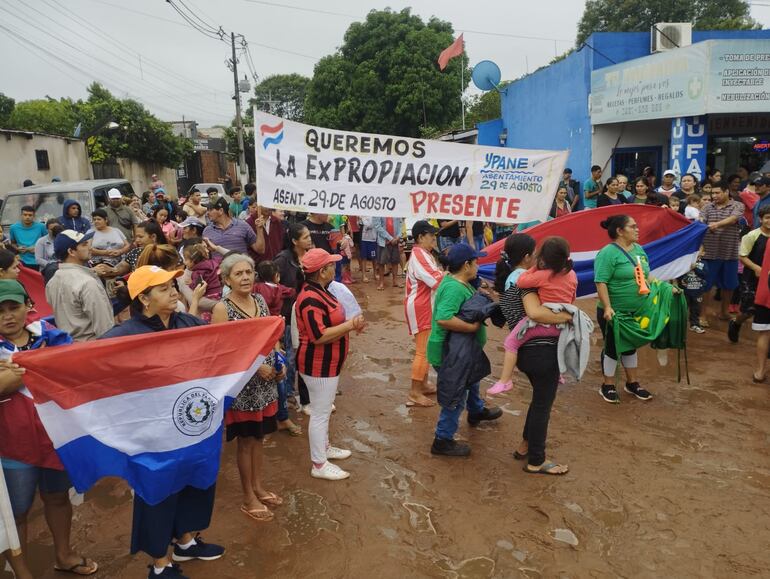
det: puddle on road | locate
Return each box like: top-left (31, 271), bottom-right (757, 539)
top-left (500, 402), bottom-right (522, 417)
top-left (395, 404), bottom-right (413, 423)
top-left (353, 419), bottom-right (390, 444)
top-left (402, 502), bottom-right (436, 534)
top-left (433, 555), bottom-right (495, 578)
top-left (552, 528), bottom-right (579, 546)
top-left (281, 489), bottom-right (339, 545)
top-left (357, 371), bottom-right (396, 383)
top-left (342, 437), bottom-right (375, 453)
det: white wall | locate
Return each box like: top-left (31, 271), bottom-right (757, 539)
top-left (117, 159), bottom-right (178, 199)
top-left (591, 119), bottom-right (671, 173)
top-left (0, 131), bottom-right (91, 194)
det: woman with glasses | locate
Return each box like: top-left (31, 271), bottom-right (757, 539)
top-left (594, 215), bottom-right (654, 404)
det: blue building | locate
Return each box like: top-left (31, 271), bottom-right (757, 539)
top-left (478, 28), bottom-right (770, 194)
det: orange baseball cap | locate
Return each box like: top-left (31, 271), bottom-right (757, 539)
top-left (301, 248), bottom-right (342, 273)
top-left (128, 265), bottom-right (183, 299)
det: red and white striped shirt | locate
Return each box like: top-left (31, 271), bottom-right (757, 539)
top-left (404, 246), bottom-right (443, 335)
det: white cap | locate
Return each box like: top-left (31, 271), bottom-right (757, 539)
top-left (663, 169), bottom-right (677, 177)
top-left (107, 188), bottom-right (122, 199)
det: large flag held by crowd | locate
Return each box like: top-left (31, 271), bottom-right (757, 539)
top-left (478, 205), bottom-right (708, 296)
top-left (14, 317), bottom-right (285, 505)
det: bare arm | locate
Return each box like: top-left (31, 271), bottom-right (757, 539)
top-left (437, 317), bottom-right (480, 333)
top-left (465, 221), bottom-right (475, 249)
top-left (522, 292), bottom-right (572, 324)
top-left (740, 255), bottom-right (762, 275)
top-left (211, 302), bottom-right (229, 324)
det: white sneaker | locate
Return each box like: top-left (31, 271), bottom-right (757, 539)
top-left (301, 405), bottom-right (311, 416)
top-left (310, 461), bottom-right (349, 481)
top-left (326, 446), bottom-right (351, 460)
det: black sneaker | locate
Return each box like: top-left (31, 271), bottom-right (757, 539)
top-left (467, 406), bottom-right (503, 426)
top-left (624, 382), bottom-right (652, 401)
top-left (147, 563), bottom-right (188, 579)
top-left (599, 384), bottom-right (620, 404)
top-left (431, 437), bottom-right (471, 456)
top-left (172, 535), bottom-right (225, 562)
top-left (727, 320), bottom-right (741, 343)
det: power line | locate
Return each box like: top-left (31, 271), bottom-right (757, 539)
top-left (166, 0), bottom-right (225, 40)
top-left (242, 0), bottom-right (357, 18)
top-left (174, 0), bottom-right (221, 34)
top-left (42, 0), bottom-right (231, 99)
top-left (7, 0), bottom-right (232, 120)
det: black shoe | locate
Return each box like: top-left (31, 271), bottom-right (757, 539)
top-left (467, 406), bottom-right (503, 426)
top-left (727, 319), bottom-right (741, 343)
top-left (624, 382), bottom-right (652, 401)
top-left (172, 535), bottom-right (225, 562)
top-left (599, 384), bottom-right (619, 404)
top-left (431, 437), bottom-right (471, 456)
top-left (147, 563), bottom-right (189, 579)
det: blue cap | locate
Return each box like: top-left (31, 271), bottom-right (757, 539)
top-left (445, 243), bottom-right (486, 267)
top-left (54, 230), bottom-right (94, 258)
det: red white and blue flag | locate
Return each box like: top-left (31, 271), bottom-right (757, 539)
top-left (479, 205), bottom-right (708, 296)
top-left (14, 317), bottom-right (284, 505)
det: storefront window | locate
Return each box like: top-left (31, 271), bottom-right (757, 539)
top-left (708, 135), bottom-right (770, 175)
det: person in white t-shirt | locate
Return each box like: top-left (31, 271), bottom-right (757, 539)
top-left (655, 170), bottom-right (681, 197)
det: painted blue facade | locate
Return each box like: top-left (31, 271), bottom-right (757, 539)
top-left (492, 29), bottom-right (770, 185)
top-left (476, 118), bottom-right (503, 147)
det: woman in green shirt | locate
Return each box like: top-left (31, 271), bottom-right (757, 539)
top-left (594, 214), bottom-right (654, 403)
top-left (427, 244), bottom-right (502, 457)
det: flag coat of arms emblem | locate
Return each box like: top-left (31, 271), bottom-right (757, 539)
top-left (14, 316), bottom-right (284, 505)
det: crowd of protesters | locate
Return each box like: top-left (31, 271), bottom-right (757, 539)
top-left (0, 159), bottom-right (768, 578)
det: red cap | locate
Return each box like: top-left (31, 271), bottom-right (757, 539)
top-left (301, 248), bottom-right (342, 273)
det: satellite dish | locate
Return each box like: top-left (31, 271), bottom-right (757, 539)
top-left (471, 60), bottom-right (502, 91)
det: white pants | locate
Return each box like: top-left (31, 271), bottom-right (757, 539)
top-left (301, 374), bottom-right (339, 464)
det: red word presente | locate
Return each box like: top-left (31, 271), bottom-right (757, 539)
top-left (410, 190), bottom-right (521, 220)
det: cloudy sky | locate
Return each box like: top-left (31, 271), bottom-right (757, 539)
top-left (1, 0), bottom-right (769, 128)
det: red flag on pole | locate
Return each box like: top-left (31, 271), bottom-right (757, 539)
top-left (438, 33), bottom-right (464, 70)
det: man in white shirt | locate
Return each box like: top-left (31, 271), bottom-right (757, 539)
top-left (655, 170), bottom-right (681, 198)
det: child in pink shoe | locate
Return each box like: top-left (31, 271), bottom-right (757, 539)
top-left (488, 236), bottom-right (577, 395)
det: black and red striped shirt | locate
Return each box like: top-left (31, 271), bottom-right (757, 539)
top-left (296, 280), bottom-right (348, 377)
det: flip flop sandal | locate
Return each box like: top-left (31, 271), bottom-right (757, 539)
top-left (241, 504), bottom-right (274, 521)
top-left (406, 396), bottom-right (436, 408)
top-left (752, 374), bottom-right (766, 383)
top-left (279, 423), bottom-right (303, 436)
top-left (258, 492), bottom-right (284, 507)
top-left (54, 558), bottom-right (98, 576)
top-left (513, 450), bottom-right (528, 460)
top-left (523, 462), bottom-right (569, 476)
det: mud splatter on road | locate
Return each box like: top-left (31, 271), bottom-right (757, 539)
top-left (5, 287), bottom-right (770, 578)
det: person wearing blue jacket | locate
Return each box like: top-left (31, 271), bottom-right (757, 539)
top-left (58, 200), bottom-right (90, 235)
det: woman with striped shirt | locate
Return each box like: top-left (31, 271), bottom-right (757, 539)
top-left (296, 249), bottom-right (366, 481)
top-left (404, 221), bottom-right (443, 407)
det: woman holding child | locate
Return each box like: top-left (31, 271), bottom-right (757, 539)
top-left (495, 234), bottom-right (574, 475)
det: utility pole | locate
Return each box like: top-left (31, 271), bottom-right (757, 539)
top-left (230, 32), bottom-right (247, 184)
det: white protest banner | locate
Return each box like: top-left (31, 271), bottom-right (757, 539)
top-left (255, 111), bottom-right (569, 223)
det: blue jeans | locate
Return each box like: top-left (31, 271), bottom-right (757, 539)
top-left (277, 323), bottom-right (295, 422)
top-left (434, 382), bottom-right (485, 440)
top-left (438, 236), bottom-right (459, 253)
top-left (462, 235), bottom-right (485, 250)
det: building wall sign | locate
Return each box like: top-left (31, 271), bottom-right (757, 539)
top-left (591, 40), bottom-right (770, 125)
top-left (670, 116), bottom-right (707, 180)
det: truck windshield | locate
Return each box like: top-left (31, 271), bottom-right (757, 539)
top-left (1, 190), bottom-right (91, 228)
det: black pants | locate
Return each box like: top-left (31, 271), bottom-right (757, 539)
top-left (596, 307), bottom-right (636, 360)
top-left (684, 293), bottom-right (702, 326)
top-left (297, 374), bottom-right (310, 405)
top-left (516, 345), bottom-right (560, 466)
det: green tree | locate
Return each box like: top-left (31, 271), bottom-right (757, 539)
top-left (464, 81), bottom-right (511, 128)
top-left (79, 83), bottom-right (192, 166)
top-left (0, 93), bottom-right (14, 127)
top-left (251, 74), bottom-right (310, 122)
top-left (576, 0), bottom-right (757, 47)
top-left (8, 97), bottom-right (78, 135)
top-left (304, 8), bottom-right (469, 137)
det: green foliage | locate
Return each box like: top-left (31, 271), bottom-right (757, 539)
top-left (464, 81), bottom-right (511, 128)
top-left (6, 83), bottom-right (191, 166)
top-left (0, 93), bottom-right (15, 127)
top-left (576, 0), bottom-right (758, 47)
top-left (251, 74), bottom-right (310, 122)
top-left (304, 8), bottom-right (469, 137)
top-left (7, 97), bottom-right (78, 135)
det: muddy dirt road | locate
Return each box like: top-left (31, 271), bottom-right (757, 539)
top-left (5, 283), bottom-right (770, 578)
